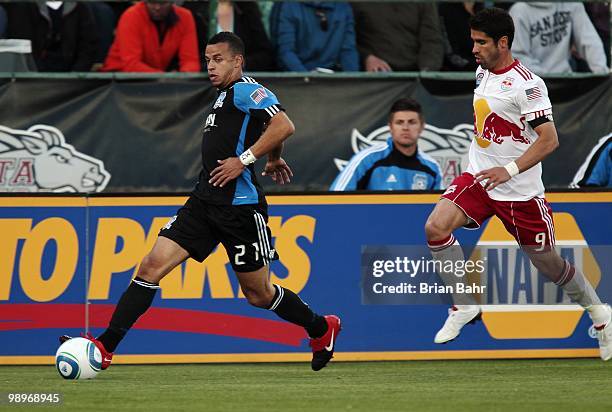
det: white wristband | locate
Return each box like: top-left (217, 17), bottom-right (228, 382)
top-left (504, 161), bottom-right (520, 178)
top-left (239, 149), bottom-right (257, 166)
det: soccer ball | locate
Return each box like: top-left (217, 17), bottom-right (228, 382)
top-left (55, 337), bottom-right (102, 380)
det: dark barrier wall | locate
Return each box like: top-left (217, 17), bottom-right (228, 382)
top-left (0, 76), bottom-right (610, 192)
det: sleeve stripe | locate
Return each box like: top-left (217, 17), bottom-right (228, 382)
top-left (264, 104), bottom-right (280, 118)
top-left (570, 133), bottom-right (612, 187)
top-left (332, 144), bottom-right (389, 190)
top-left (241, 76), bottom-right (257, 84)
top-left (515, 64), bottom-right (533, 80)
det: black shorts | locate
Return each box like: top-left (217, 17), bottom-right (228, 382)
top-left (159, 196), bottom-right (279, 272)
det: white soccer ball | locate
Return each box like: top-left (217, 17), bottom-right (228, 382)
top-left (55, 337), bottom-right (102, 380)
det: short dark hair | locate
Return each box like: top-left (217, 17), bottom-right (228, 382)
top-left (469, 7), bottom-right (514, 48)
top-left (207, 32), bottom-right (245, 56)
top-left (389, 98), bottom-right (423, 122)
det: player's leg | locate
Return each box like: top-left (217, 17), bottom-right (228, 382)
top-left (498, 198), bottom-right (612, 360)
top-left (95, 237), bottom-right (190, 352)
top-left (59, 236), bottom-right (189, 369)
top-left (234, 267), bottom-right (339, 371)
top-left (528, 250), bottom-right (611, 360)
top-left (61, 197), bottom-right (216, 368)
top-left (222, 204), bottom-right (339, 371)
top-left (425, 174), bottom-right (493, 343)
top-left (235, 266), bottom-right (328, 338)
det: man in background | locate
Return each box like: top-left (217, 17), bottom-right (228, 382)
top-left (102, 0), bottom-right (200, 72)
top-left (509, 2), bottom-right (607, 74)
top-left (331, 98), bottom-right (442, 191)
top-left (351, 2), bottom-right (443, 72)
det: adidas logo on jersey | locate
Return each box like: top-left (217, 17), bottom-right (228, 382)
top-left (386, 174), bottom-right (397, 183)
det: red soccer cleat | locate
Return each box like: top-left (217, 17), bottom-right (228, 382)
top-left (59, 333), bottom-right (113, 370)
top-left (309, 315), bottom-right (341, 371)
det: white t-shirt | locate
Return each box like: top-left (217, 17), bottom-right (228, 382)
top-left (467, 59), bottom-right (553, 201)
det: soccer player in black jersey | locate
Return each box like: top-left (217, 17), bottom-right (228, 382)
top-left (60, 32), bottom-right (341, 372)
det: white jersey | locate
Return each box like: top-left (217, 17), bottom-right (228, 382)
top-left (467, 59), bottom-right (553, 201)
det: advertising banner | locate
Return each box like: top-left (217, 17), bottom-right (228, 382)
top-left (1, 192), bottom-right (611, 364)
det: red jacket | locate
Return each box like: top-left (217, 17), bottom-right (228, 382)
top-left (102, 2), bottom-right (200, 72)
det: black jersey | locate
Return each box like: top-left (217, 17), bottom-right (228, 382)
top-left (193, 76), bottom-right (284, 205)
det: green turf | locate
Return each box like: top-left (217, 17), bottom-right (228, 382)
top-left (1, 360), bottom-right (611, 411)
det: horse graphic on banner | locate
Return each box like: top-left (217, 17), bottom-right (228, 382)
top-left (0, 125), bottom-right (110, 192)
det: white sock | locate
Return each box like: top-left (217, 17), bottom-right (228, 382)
top-left (428, 234), bottom-right (477, 308)
top-left (557, 260), bottom-right (609, 326)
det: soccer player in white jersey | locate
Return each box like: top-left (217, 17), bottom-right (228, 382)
top-left (423, 8), bottom-right (612, 360)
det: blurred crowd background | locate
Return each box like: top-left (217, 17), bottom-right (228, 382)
top-left (0, 1), bottom-right (609, 74)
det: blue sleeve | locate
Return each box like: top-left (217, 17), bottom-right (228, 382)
top-left (339, 5), bottom-right (359, 71)
top-left (234, 82), bottom-right (283, 122)
top-left (585, 145), bottom-right (612, 187)
top-left (275, 5), bottom-right (307, 71)
top-left (330, 156), bottom-right (369, 191)
top-left (330, 146), bottom-right (387, 191)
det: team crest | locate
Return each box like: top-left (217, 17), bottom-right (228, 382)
top-left (213, 91), bottom-right (226, 109)
top-left (411, 174), bottom-right (428, 190)
top-left (501, 77), bottom-right (514, 91)
top-left (0, 125), bottom-right (110, 193)
top-left (476, 72), bottom-right (484, 86)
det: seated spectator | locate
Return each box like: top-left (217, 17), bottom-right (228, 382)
top-left (214, 1), bottom-right (275, 71)
top-left (439, 2), bottom-right (481, 71)
top-left (571, 133), bottom-right (612, 188)
top-left (89, 2), bottom-right (116, 69)
top-left (102, 0), bottom-right (200, 72)
top-left (6, 1), bottom-right (98, 71)
top-left (0, 5), bottom-right (6, 39)
top-left (509, 2), bottom-right (608, 74)
top-left (330, 98), bottom-right (442, 191)
top-left (272, 1), bottom-right (359, 72)
top-left (351, 2), bottom-right (443, 72)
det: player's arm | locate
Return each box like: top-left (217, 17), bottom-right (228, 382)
top-left (514, 121), bottom-right (559, 173)
top-left (255, 113), bottom-right (295, 185)
top-left (209, 111), bottom-right (295, 187)
top-left (476, 121), bottom-right (558, 191)
top-left (249, 111), bottom-right (295, 159)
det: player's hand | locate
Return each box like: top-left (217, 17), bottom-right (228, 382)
top-left (262, 158), bottom-right (293, 185)
top-left (209, 157), bottom-right (245, 187)
top-left (475, 167), bottom-right (511, 191)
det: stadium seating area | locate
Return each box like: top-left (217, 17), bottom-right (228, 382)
top-left (0, 1), bottom-right (609, 73)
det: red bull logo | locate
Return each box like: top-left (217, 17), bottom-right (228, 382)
top-left (474, 99), bottom-right (529, 148)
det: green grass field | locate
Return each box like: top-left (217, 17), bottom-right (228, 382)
top-left (2, 360), bottom-right (611, 411)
